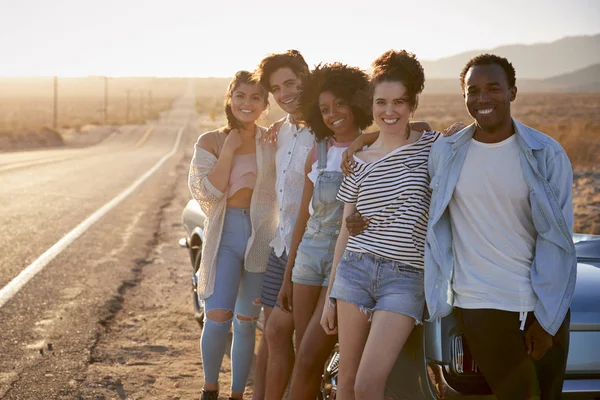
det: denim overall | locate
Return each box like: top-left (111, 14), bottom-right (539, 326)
top-left (292, 139), bottom-right (345, 287)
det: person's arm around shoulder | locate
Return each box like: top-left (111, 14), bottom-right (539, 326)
top-left (264, 117), bottom-right (287, 144)
top-left (442, 122), bottom-right (467, 137)
top-left (277, 149), bottom-right (315, 312)
top-left (341, 132), bottom-right (378, 175)
top-left (410, 121), bottom-right (432, 132)
top-left (341, 122), bottom-right (466, 175)
top-left (409, 121), bottom-right (465, 134)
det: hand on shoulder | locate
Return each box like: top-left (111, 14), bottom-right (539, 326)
top-left (442, 122), bottom-right (467, 137)
top-left (264, 117), bottom-right (286, 144)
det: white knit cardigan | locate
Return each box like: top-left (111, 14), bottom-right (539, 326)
top-left (188, 126), bottom-right (278, 300)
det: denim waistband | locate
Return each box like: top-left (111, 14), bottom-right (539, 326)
top-left (223, 207), bottom-right (252, 239)
top-left (306, 218), bottom-right (342, 234)
top-left (225, 207), bottom-right (250, 216)
top-left (346, 250), bottom-right (417, 268)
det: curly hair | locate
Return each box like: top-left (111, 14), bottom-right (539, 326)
top-left (252, 50), bottom-right (310, 92)
top-left (224, 70), bottom-right (268, 133)
top-left (459, 53), bottom-right (516, 89)
top-left (371, 50), bottom-right (425, 112)
top-left (299, 63), bottom-right (372, 141)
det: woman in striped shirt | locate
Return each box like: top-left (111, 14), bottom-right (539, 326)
top-left (321, 50), bottom-right (440, 400)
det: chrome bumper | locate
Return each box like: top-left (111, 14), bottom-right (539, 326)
top-left (426, 363), bottom-right (461, 399)
top-left (562, 378), bottom-right (600, 394)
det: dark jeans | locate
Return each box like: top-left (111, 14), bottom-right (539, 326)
top-left (456, 308), bottom-right (570, 400)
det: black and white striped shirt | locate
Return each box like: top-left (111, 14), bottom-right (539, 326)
top-left (337, 131), bottom-right (441, 268)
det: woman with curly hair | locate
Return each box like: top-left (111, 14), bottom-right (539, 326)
top-left (320, 50), bottom-right (441, 399)
top-left (276, 62), bottom-right (372, 400)
top-left (188, 70), bottom-right (277, 400)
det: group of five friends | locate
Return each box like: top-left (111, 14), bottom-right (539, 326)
top-left (188, 49), bottom-right (575, 400)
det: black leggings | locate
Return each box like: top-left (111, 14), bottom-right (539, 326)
top-left (456, 308), bottom-right (570, 400)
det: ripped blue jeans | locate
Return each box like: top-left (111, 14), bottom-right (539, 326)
top-left (201, 207), bottom-right (264, 393)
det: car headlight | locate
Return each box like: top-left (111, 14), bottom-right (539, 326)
top-left (452, 334), bottom-right (479, 374)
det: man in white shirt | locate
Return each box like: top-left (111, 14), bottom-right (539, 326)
top-left (426, 54), bottom-right (574, 400)
top-left (252, 50), bottom-right (314, 400)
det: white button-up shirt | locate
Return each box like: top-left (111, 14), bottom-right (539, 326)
top-left (270, 115), bottom-right (314, 257)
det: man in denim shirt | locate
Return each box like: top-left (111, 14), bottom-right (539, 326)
top-left (425, 54), bottom-right (575, 400)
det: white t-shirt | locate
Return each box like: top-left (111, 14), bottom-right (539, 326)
top-left (449, 135), bottom-right (537, 312)
top-left (306, 138), bottom-right (350, 215)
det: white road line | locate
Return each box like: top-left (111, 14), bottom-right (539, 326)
top-left (0, 126), bottom-right (184, 308)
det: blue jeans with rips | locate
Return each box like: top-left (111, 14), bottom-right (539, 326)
top-left (200, 207), bottom-right (264, 393)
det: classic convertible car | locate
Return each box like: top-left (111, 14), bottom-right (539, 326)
top-left (180, 199), bottom-right (600, 399)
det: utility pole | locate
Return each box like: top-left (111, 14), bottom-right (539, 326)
top-left (126, 89), bottom-right (132, 123)
top-left (53, 76), bottom-right (58, 129)
top-left (147, 90), bottom-right (152, 115)
top-left (139, 90), bottom-right (144, 121)
top-left (103, 76), bottom-right (108, 123)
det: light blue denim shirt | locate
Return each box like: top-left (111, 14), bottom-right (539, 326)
top-left (425, 119), bottom-right (576, 335)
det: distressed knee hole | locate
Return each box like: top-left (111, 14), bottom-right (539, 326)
top-left (253, 298), bottom-right (261, 305)
top-left (206, 309), bottom-right (233, 322)
top-left (236, 314), bottom-right (258, 322)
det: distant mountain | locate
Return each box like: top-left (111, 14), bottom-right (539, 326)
top-left (424, 78), bottom-right (562, 94)
top-left (422, 34), bottom-right (600, 79)
top-left (544, 63), bottom-right (600, 92)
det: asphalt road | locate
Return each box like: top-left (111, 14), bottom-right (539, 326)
top-left (0, 94), bottom-right (206, 398)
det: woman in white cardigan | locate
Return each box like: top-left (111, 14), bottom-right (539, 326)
top-left (188, 71), bottom-right (278, 400)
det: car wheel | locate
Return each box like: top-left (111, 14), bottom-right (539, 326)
top-left (192, 251), bottom-right (204, 328)
top-left (320, 344), bottom-right (339, 399)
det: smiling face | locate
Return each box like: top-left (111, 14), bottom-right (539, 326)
top-left (229, 83), bottom-right (267, 125)
top-left (268, 67), bottom-right (301, 114)
top-left (318, 91), bottom-right (356, 137)
top-left (372, 81), bottom-right (412, 134)
top-left (463, 64), bottom-right (517, 133)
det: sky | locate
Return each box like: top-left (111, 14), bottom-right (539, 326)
top-left (0, 0), bottom-right (598, 77)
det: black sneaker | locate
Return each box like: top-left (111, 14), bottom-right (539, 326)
top-left (200, 389), bottom-right (219, 400)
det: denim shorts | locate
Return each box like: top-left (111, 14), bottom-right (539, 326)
top-left (330, 250), bottom-right (425, 324)
top-left (291, 226), bottom-right (338, 287)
